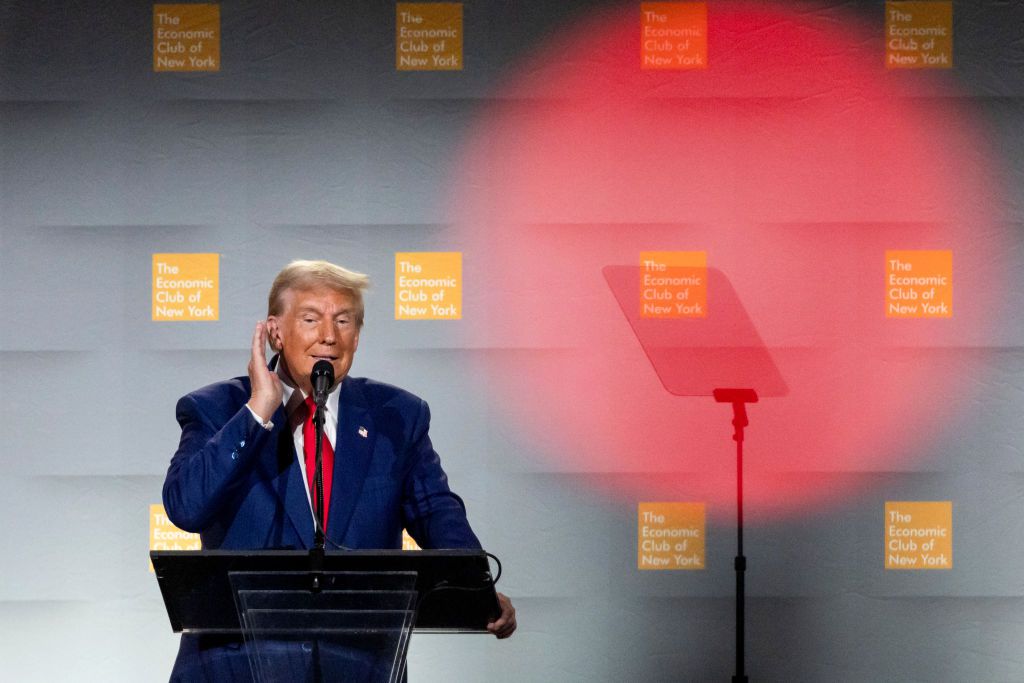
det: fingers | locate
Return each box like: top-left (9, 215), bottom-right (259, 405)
top-left (486, 592), bottom-right (517, 639)
top-left (251, 321), bottom-right (267, 365)
top-left (487, 614), bottom-right (515, 638)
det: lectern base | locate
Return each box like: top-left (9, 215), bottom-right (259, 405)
top-left (231, 571), bottom-right (419, 683)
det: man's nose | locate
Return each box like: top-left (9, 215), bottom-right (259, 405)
top-left (318, 319), bottom-right (335, 343)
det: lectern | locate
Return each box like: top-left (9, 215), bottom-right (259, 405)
top-left (153, 549), bottom-right (501, 683)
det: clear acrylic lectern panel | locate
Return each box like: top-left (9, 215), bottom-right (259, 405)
top-left (230, 571), bottom-right (419, 683)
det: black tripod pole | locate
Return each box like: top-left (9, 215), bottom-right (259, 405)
top-left (732, 402), bottom-right (748, 683)
top-left (714, 388), bottom-right (757, 683)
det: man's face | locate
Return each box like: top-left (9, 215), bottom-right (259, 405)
top-left (268, 286), bottom-right (360, 394)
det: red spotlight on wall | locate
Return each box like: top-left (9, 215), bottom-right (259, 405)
top-left (448, 2), bottom-right (1010, 521)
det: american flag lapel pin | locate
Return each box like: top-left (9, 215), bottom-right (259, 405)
top-left (358, 426), bottom-right (368, 438)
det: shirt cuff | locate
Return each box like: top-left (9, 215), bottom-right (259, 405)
top-left (245, 404), bottom-right (275, 431)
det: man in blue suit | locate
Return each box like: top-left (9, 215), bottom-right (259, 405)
top-left (163, 260), bottom-right (515, 681)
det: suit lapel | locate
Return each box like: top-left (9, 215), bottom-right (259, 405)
top-left (260, 412), bottom-right (311, 549)
top-left (326, 379), bottom-right (377, 544)
top-left (260, 354), bottom-right (315, 548)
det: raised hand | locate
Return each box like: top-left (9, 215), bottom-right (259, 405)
top-left (247, 320), bottom-right (283, 421)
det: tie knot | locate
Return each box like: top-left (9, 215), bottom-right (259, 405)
top-left (304, 395), bottom-right (319, 423)
top-left (291, 395), bottom-right (321, 430)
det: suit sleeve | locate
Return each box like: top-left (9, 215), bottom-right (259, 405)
top-left (162, 393), bottom-right (277, 533)
top-left (400, 399), bottom-right (482, 550)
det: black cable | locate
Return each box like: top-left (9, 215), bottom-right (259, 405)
top-left (486, 551), bottom-right (502, 585)
top-left (414, 551), bottom-right (504, 616)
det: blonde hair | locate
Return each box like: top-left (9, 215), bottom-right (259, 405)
top-left (267, 260), bottom-right (370, 326)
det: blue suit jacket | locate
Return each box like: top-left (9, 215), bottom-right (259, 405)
top-left (162, 372), bottom-right (480, 681)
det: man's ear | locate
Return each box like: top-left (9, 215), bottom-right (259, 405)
top-left (266, 317), bottom-right (283, 350)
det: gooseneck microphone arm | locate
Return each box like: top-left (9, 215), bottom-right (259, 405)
top-left (312, 403), bottom-right (326, 550)
top-left (309, 360), bottom-right (334, 553)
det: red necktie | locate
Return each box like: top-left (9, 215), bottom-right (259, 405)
top-left (303, 396), bottom-right (334, 532)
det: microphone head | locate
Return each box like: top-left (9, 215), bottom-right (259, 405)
top-left (311, 359), bottom-right (335, 384)
top-left (311, 360), bottom-right (335, 404)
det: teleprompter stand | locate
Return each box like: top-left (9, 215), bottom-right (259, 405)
top-left (152, 549), bottom-right (500, 683)
top-left (603, 265), bottom-right (788, 682)
top-left (713, 388), bottom-right (758, 683)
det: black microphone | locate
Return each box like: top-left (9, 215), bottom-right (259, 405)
top-left (311, 360), bottom-right (334, 406)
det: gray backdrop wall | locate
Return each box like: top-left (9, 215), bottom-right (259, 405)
top-left (2, 1), bottom-right (1023, 681)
